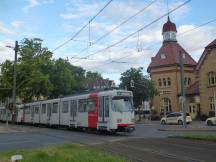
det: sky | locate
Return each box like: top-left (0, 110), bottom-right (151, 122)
top-left (0, 0), bottom-right (216, 85)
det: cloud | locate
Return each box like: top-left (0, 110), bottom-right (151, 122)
top-left (178, 24), bottom-right (216, 61)
top-left (60, 1), bottom-right (104, 20)
top-left (0, 40), bottom-right (15, 63)
top-left (0, 22), bottom-right (14, 35)
top-left (11, 21), bottom-right (25, 29)
top-left (22, 0), bottom-right (39, 13)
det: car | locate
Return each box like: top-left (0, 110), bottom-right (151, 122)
top-left (205, 116), bottom-right (216, 126)
top-left (160, 112), bottom-right (192, 125)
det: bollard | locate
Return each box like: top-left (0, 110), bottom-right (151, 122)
top-left (11, 155), bottom-right (23, 162)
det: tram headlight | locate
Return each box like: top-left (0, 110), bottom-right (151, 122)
top-left (117, 119), bottom-right (122, 123)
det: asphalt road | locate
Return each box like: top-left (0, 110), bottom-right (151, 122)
top-left (0, 121), bottom-right (215, 162)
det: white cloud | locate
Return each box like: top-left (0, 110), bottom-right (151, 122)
top-left (22, 0), bottom-right (39, 13)
top-left (11, 21), bottom-right (25, 29)
top-left (0, 40), bottom-right (15, 63)
top-left (0, 22), bottom-right (14, 35)
top-left (178, 24), bottom-right (216, 61)
top-left (60, 1), bottom-right (104, 20)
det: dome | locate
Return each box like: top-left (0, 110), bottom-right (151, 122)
top-left (162, 16), bottom-right (177, 33)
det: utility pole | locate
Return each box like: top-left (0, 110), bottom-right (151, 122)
top-left (12, 41), bottom-right (18, 123)
top-left (179, 50), bottom-right (186, 128)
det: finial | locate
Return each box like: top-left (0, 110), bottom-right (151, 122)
top-left (168, 15), bottom-right (170, 22)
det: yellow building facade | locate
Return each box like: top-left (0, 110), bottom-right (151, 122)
top-left (148, 17), bottom-right (216, 119)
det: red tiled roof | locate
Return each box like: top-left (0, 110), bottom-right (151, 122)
top-left (147, 42), bottom-right (197, 72)
top-left (186, 81), bottom-right (199, 95)
top-left (196, 39), bottom-right (216, 71)
top-left (162, 17), bottom-right (177, 33)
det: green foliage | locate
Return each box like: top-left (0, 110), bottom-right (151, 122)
top-left (120, 67), bottom-right (157, 107)
top-left (86, 71), bottom-right (103, 82)
top-left (0, 144), bottom-right (125, 162)
top-left (0, 38), bottom-right (87, 102)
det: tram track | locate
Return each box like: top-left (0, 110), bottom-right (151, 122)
top-left (92, 139), bottom-right (206, 162)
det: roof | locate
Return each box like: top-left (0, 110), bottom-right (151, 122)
top-left (147, 42), bottom-right (197, 72)
top-left (162, 16), bottom-right (177, 33)
top-left (186, 81), bottom-right (199, 96)
top-left (196, 39), bottom-right (216, 71)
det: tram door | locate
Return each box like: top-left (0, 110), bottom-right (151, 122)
top-left (98, 96), bottom-right (109, 127)
top-left (47, 103), bottom-right (51, 124)
top-left (70, 100), bottom-right (77, 126)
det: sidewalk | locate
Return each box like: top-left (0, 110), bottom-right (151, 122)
top-left (0, 123), bottom-right (46, 134)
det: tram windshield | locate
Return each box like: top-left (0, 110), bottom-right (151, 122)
top-left (112, 96), bottom-right (133, 112)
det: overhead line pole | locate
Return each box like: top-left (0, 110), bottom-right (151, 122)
top-left (179, 50), bottom-right (186, 128)
top-left (52, 0), bottom-right (113, 52)
top-left (12, 41), bottom-right (18, 124)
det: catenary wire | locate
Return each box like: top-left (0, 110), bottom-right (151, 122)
top-left (51, 0), bottom-right (113, 52)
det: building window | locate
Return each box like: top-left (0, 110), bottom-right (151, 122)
top-left (160, 98), bottom-right (172, 113)
top-left (184, 77), bottom-right (191, 86)
top-left (167, 78), bottom-right (171, 86)
top-left (163, 78), bottom-right (167, 86)
top-left (208, 72), bottom-right (216, 86)
top-left (158, 79), bottom-right (162, 87)
top-left (160, 53), bottom-right (166, 59)
top-left (210, 97), bottom-right (215, 111)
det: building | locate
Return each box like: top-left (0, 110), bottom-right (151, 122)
top-left (196, 39), bottom-right (216, 117)
top-left (147, 16), bottom-right (206, 118)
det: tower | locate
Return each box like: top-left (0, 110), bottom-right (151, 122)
top-left (147, 17), bottom-right (197, 116)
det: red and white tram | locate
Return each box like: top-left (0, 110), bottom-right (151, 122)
top-left (0, 89), bottom-right (135, 133)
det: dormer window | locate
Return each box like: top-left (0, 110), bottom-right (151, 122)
top-left (183, 53), bottom-right (186, 59)
top-left (160, 53), bottom-right (166, 59)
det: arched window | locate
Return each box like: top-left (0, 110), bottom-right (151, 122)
top-left (184, 77), bottom-right (187, 86)
top-left (208, 72), bottom-right (216, 86)
top-left (158, 79), bottom-right (162, 87)
top-left (167, 78), bottom-right (171, 86)
top-left (160, 98), bottom-right (172, 113)
top-left (163, 78), bottom-right (166, 87)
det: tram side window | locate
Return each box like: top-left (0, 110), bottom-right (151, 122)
top-left (25, 106), bottom-right (30, 114)
top-left (52, 102), bottom-right (58, 113)
top-left (99, 97), bottom-right (103, 117)
top-left (62, 101), bottom-right (69, 113)
top-left (70, 100), bottom-right (77, 116)
top-left (78, 99), bottom-right (87, 112)
top-left (34, 105), bottom-right (39, 114)
top-left (105, 97), bottom-right (109, 117)
top-left (42, 104), bottom-right (46, 114)
top-left (87, 99), bottom-right (96, 112)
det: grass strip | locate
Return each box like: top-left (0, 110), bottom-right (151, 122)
top-left (171, 135), bottom-right (216, 142)
top-left (0, 144), bottom-right (125, 162)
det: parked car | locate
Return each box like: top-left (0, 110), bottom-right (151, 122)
top-left (205, 116), bottom-right (216, 126)
top-left (160, 112), bottom-right (192, 125)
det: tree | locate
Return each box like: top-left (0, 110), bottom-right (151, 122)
top-left (86, 71), bottom-right (103, 82)
top-left (119, 67), bottom-right (157, 107)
